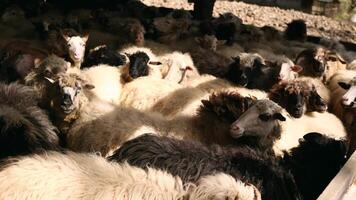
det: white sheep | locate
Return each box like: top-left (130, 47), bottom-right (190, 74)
top-left (119, 77), bottom-right (182, 111)
top-left (0, 151), bottom-right (261, 200)
top-left (328, 70), bottom-right (356, 132)
top-left (187, 173), bottom-right (261, 200)
top-left (274, 111), bottom-right (348, 155)
top-left (159, 51), bottom-right (200, 84)
top-left (81, 64), bottom-right (124, 105)
top-left (230, 99), bottom-right (348, 156)
top-left (0, 151), bottom-right (186, 200)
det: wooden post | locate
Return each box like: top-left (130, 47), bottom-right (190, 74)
top-left (188, 0), bottom-right (216, 20)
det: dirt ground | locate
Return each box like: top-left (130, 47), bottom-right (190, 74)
top-left (141, 0), bottom-right (356, 44)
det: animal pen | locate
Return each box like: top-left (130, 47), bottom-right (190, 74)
top-left (0, 0), bottom-right (355, 199)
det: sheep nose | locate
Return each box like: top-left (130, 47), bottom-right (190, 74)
top-left (231, 126), bottom-right (240, 131)
top-left (62, 94), bottom-right (72, 105)
top-left (277, 75), bottom-right (284, 81)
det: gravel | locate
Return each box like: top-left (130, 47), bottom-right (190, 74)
top-left (141, 0), bottom-right (356, 44)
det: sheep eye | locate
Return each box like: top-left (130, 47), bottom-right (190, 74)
top-left (259, 113), bottom-right (271, 121)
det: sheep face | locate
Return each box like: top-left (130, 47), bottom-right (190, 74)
top-left (230, 100), bottom-right (286, 139)
top-left (338, 80), bottom-right (356, 108)
top-left (62, 33), bottom-right (89, 63)
top-left (295, 48), bottom-right (327, 77)
top-left (46, 74), bottom-right (94, 114)
top-left (269, 81), bottom-right (325, 118)
top-left (38, 55), bottom-right (70, 77)
top-left (227, 55), bottom-right (265, 86)
top-left (307, 89), bottom-right (327, 112)
top-left (83, 46), bottom-right (127, 68)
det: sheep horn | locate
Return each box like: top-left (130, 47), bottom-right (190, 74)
top-left (44, 77), bottom-right (55, 83)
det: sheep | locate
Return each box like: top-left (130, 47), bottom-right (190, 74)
top-left (284, 19), bottom-right (307, 42)
top-left (295, 47), bottom-right (347, 83)
top-left (119, 77), bottom-right (182, 111)
top-left (187, 173), bottom-right (261, 200)
top-left (295, 47), bottom-right (328, 79)
top-left (328, 70), bottom-right (356, 152)
top-left (0, 40), bottom-right (49, 82)
top-left (268, 79), bottom-right (328, 118)
top-left (150, 77), bottom-right (266, 119)
top-left (46, 80), bottom-right (256, 156)
top-left (0, 82), bottom-right (60, 159)
top-left (230, 99), bottom-right (347, 155)
top-left (328, 70), bottom-right (356, 130)
top-left (46, 28), bottom-right (89, 68)
top-left (0, 6), bottom-right (37, 39)
top-left (119, 46), bottom-right (163, 81)
top-left (191, 52), bottom-right (268, 87)
top-left (111, 132), bottom-right (346, 200)
top-left (0, 151), bottom-right (186, 200)
top-left (0, 150), bottom-right (261, 200)
top-left (348, 60), bottom-right (356, 70)
top-left (110, 134), bottom-right (302, 200)
top-left (158, 51), bottom-right (200, 84)
top-left (81, 64), bottom-right (124, 105)
top-left (283, 132), bottom-right (348, 200)
top-left (107, 18), bottom-right (146, 47)
top-left (24, 54), bottom-right (70, 109)
top-left (61, 30), bottom-right (89, 68)
top-left (81, 45), bottom-right (127, 68)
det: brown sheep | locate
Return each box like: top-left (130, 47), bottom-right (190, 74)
top-left (0, 82), bottom-right (60, 159)
top-left (24, 55), bottom-right (70, 109)
top-left (268, 80), bottom-right (327, 118)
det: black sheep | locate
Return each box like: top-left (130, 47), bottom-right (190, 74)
top-left (283, 132), bottom-right (347, 200)
top-left (0, 83), bottom-right (60, 159)
top-left (110, 134), bottom-right (302, 200)
top-left (128, 51), bottom-right (150, 79)
top-left (284, 19), bottom-right (307, 42)
top-left (82, 45), bottom-right (127, 68)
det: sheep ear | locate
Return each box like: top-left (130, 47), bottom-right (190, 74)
top-left (232, 56), bottom-right (240, 63)
top-left (338, 82), bottom-right (351, 90)
top-left (44, 77), bottom-right (56, 83)
top-left (34, 58), bottom-right (42, 68)
top-left (148, 61), bottom-right (162, 66)
top-left (291, 65), bottom-right (303, 73)
top-left (273, 113), bottom-right (286, 121)
top-left (66, 62), bottom-right (71, 68)
top-left (61, 31), bottom-right (70, 42)
top-left (217, 40), bottom-right (227, 46)
top-left (84, 83), bottom-right (95, 90)
top-left (303, 132), bottom-right (323, 144)
top-left (82, 33), bottom-right (89, 43)
top-left (194, 37), bottom-right (203, 44)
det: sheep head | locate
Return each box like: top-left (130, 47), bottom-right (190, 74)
top-left (338, 77), bottom-right (356, 108)
top-left (82, 45), bottom-right (127, 68)
top-left (45, 73), bottom-right (94, 115)
top-left (295, 48), bottom-right (328, 78)
top-left (230, 99), bottom-right (286, 141)
top-left (199, 91), bottom-right (256, 123)
top-left (61, 29), bottom-right (89, 65)
top-left (269, 80), bottom-right (327, 118)
top-left (36, 54), bottom-right (70, 77)
top-left (226, 53), bottom-right (266, 86)
top-left (123, 51), bottom-right (162, 81)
